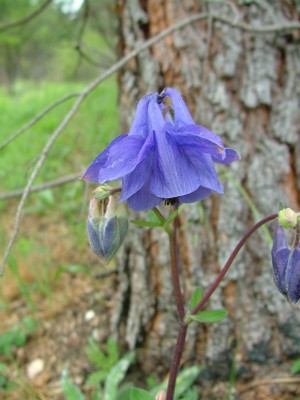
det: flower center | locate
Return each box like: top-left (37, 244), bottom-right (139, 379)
top-left (164, 197), bottom-right (179, 206)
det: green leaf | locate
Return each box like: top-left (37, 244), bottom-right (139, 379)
top-left (21, 316), bottom-right (38, 334)
top-left (174, 366), bottom-right (202, 399)
top-left (86, 339), bottom-right (108, 370)
top-left (104, 351), bottom-right (135, 400)
top-left (107, 338), bottom-right (120, 365)
top-left (131, 219), bottom-right (163, 228)
top-left (188, 288), bottom-right (203, 311)
top-left (179, 387), bottom-right (198, 400)
top-left (91, 389), bottom-right (102, 400)
top-left (291, 359), bottom-right (300, 374)
top-left (62, 369), bottom-right (85, 400)
top-left (117, 383), bottom-right (134, 400)
top-left (147, 209), bottom-right (165, 224)
top-left (85, 370), bottom-right (108, 385)
top-left (163, 204), bottom-right (186, 228)
top-left (190, 309), bottom-right (228, 324)
top-left (130, 387), bottom-right (152, 400)
top-left (149, 366), bottom-right (201, 399)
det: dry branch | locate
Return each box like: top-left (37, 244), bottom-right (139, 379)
top-left (0, 173), bottom-right (82, 200)
top-left (0, 0), bottom-right (53, 33)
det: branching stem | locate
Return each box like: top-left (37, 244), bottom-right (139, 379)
top-left (166, 212), bottom-right (277, 399)
top-left (191, 213), bottom-right (277, 315)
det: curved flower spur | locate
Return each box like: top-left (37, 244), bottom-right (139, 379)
top-left (82, 88), bottom-right (240, 211)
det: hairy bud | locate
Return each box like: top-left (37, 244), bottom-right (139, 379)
top-left (278, 208), bottom-right (297, 229)
top-left (87, 189), bottom-right (128, 263)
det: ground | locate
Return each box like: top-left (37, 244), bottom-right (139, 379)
top-left (0, 203), bottom-right (300, 400)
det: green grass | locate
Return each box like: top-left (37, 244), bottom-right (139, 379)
top-left (0, 78), bottom-right (119, 309)
top-left (0, 78), bottom-right (119, 191)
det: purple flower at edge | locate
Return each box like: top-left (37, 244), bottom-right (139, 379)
top-left (271, 221), bottom-right (300, 306)
top-left (82, 88), bottom-right (240, 211)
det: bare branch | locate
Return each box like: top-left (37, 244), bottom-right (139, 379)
top-left (2, 13), bottom-right (300, 151)
top-left (0, 93), bottom-right (80, 151)
top-left (1, 12), bottom-right (300, 275)
top-left (0, 0), bottom-right (53, 33)
top-left (75, 44), bottom-right (104, 68)
top-left (213, 14), bottom-right (300, 32)
top-left (0, 173), bottom-right (82, 200)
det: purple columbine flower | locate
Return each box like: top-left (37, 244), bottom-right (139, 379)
top-left (82, 88), bottom-right (240, 211)
top-left (271, 221), bottom-right (300, 306)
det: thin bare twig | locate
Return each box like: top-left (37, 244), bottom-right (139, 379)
top-left (0, 0), bottom-right (53, 33)
top-left (0, 93), bottom-right (80, 151)
top-left (0, 13), bottom-right (207, 275)
top-left (0, 173), bottom-right (81, 200)
top-left (212, 13), bottom-right (300, 32)
top-left (1, 13), bottom-right (300, 151)
top-left (75, 44), bottom-right (104, 68)
top-left (2, 12), bottom-right (300, 275)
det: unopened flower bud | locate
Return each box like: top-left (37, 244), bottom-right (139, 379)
top-left (94, 184), bottom-right (111, 200)
top-left (155, 390), bottom-right (167, 400)
top-left (278, 208), bottom-right (297, 229)
top-left (271, 221), bottom-right (300, 306)
top-left (87, 190), bottom-right (128, 263)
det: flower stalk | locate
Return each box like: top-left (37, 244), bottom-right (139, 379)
top-left (165, 213), bottom-right (277, 399)
top-left (166, 208), bottom-right (187, 400)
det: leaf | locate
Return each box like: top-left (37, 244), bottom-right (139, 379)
top-left (91, 389), bottom-right (102, 400)
top-left (291, 359), bottom-right (300, 374)
top-left (174, 366), bottom-right (202, 399)
top-left (104, 351), bottom-right (135, 400)
top-left (188, 288), bottom-right (203, 311)
top-left (149, 366), bottom-right (202, 399)
top-left (62, 369), bottom-right (85, 400)
top-left (179, 387), bottom-right (198, 400)
top-left (85, 370), bottom-right (108, 385)
top-left (163, 204), bottom-right (186, 228)
top-left (21, 316), bottom-right (38, 334)
top-left (190, 309), bottom-right (228, 324)
top-left (130, 387), bottom-right (152, 400)
top-left (107, 338), bottom-right (120, 365)
top-left (147, 209), bottom-right (165, 224)
top-left (86, 338), bottom-right (108, 370)
top-left (117, 383), bottom-right (134, 400)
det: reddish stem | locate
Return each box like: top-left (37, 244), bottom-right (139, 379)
top-left (166, 325), bottom-right (187, 400)
top-left (166, 212), bottom-right (277, 400)
top-left (168, 216), bottom-right (185, 320)
top-left (191, 213), bottom-right (277, 315)
top-left (166, 209), bottom-right (187, 400)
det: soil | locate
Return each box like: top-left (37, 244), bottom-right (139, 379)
top-left (1, 206), bottom-right (300, 400)
top-left (0, 206), bottom-right (117, 400)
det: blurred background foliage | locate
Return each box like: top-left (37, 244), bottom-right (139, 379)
top-left (0, 2), bottom-right (128, 398)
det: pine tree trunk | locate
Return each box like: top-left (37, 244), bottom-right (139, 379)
top-left (112, 1), bottom-right (300, 397)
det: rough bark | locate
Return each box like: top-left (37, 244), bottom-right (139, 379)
top-left (112, 0), bottom-right (300, 397)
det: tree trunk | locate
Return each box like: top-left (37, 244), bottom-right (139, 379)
top-left (112, 0), bottom-right (300, 397)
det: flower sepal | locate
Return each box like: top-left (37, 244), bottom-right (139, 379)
top-left (271, 219), bottom-right (300, 306)
top-left (87, 189), bottom-right (128, 264)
